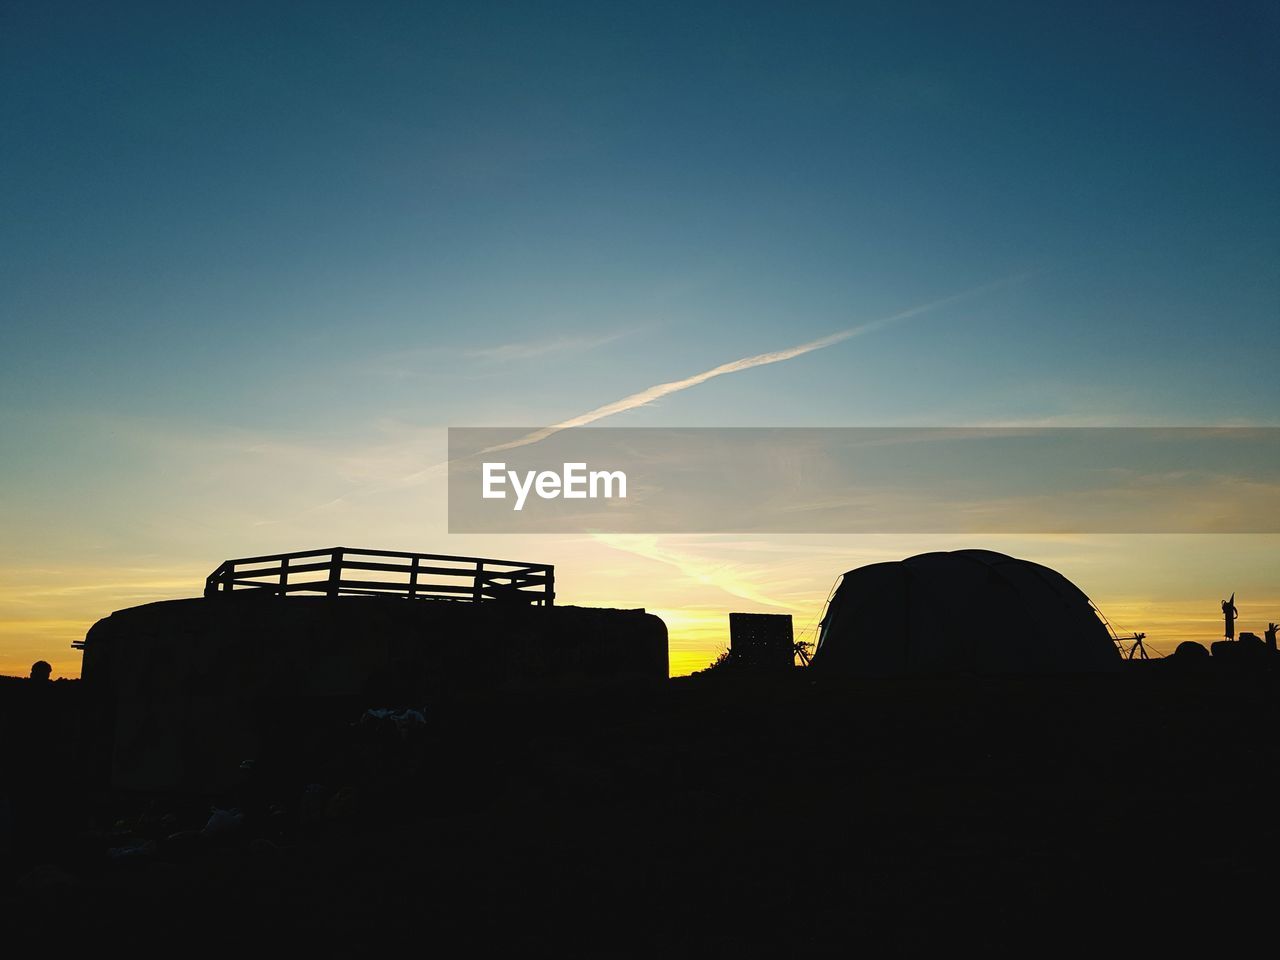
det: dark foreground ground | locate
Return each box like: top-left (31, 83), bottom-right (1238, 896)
top-left (4, 664), bottom-right (1280, 953)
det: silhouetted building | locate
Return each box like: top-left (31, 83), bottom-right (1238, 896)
top-left (810, 549), bottom-right (1120, 675)
top-left (729, 613), bottom-right (794, 670)
top-left (77, 547), bottom-right (668, 792)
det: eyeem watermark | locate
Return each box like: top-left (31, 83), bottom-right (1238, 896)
top-left (482, 461), bottom-right (627, 511)
top-left (450, 427), bottom-right (1280, 532)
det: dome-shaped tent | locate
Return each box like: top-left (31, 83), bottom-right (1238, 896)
top-left (810, 550), bottom-right (1119, 675)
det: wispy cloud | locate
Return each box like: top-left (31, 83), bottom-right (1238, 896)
top-left (592, 533), bottom-right (795, 610)
top-left (477, 274), bottom-right (1030, 457)
top-left (358, 329), bottom-right (631, 382)
top-left (326, 273), bottom-right (1030, 502)
top-left (465, 331), bottom-right (629, 363)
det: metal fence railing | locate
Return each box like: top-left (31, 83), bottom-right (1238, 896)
top-left (204, 546), bottom-right (554, 606)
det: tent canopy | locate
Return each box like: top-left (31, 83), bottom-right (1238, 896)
top-left (811, 549), bottom-right (1119, 675)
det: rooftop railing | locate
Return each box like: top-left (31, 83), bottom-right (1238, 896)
top-left (204, 547), bottom-right (554, 606)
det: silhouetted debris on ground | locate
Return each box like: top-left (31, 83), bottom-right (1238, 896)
top-left (2, 664), bottom-right (1280, 951)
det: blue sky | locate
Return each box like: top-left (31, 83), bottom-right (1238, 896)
top-left (1, 2), bottom-right (1277, 674)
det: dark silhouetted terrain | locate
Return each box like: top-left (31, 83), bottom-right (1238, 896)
top-left (3, 665), bottom-right (1280, 953)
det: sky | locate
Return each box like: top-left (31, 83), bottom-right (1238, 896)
top-left (1, 1), bottom-right (1277, 677)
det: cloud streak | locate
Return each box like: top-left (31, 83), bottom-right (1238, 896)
top-left (466, 330), bottom-right (629, 363)
top-left (327, 272), bottom-right (1030, 502)
top-left (477, 274), bottom-right (1029, 457)
top-left (592, 533), bottom-right (795, 610)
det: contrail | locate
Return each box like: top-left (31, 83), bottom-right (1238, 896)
top-left (312, 271), bottom-right (1028, 506)
top-left (477, 274), bottom-right (1029, 457)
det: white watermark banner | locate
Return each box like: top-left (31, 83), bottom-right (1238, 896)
top-left (447, 427), bottom-right (1280, 533)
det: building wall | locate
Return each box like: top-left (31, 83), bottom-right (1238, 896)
top-left (80, 596), bottom-right (668, 792)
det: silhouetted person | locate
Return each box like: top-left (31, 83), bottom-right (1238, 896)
top-left (1267, 622), bottom-right (1278, 655)
top-left (29, 660), bottom-right (51, 683)
top-left (1222, 594), bottom-right (1238, 640)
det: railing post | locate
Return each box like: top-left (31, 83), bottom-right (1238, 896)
top-left (205, 549), bottom-right (552, 604)
top-left (328, 548), bottom-right (343, 598)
